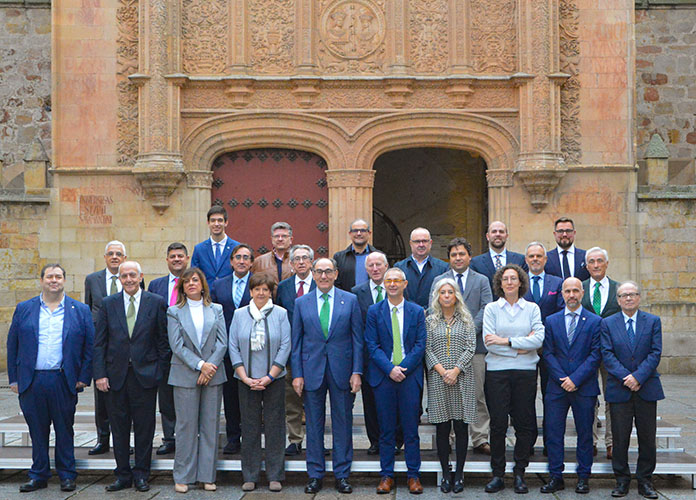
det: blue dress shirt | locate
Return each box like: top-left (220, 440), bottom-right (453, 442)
top-left (36, 294), bottom-right (65, 370)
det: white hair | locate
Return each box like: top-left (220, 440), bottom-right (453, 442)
top-left (586, 246), bottom-right (609, 262)
top-left (118, 261), bottom-right (142, 275)
top-left (365, 251), bottom-right (388, 268)
top-left (384, 267), bottom-right (406, 280)
top-left (104, 240), bottom-right (127, 255)
top-left (525, 241), bottom-right (547, 254)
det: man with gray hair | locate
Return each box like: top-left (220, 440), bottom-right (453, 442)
top-left (251, 221), bottom-right (294, 285)
top-left (334, 218), bottom-right (379, 291)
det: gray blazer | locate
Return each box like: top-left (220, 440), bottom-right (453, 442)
top-left (228, 304), bottom-right (291, 380)
top-left (167, 302), bottom-right (228, 388)
top-left (430, 268), bottom-right (493, 354)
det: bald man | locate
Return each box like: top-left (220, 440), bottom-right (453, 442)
top-left (394, 227), bottom-right (448, 308)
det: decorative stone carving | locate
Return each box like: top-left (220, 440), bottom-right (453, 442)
top-left (116, 0), bottom-right (139, 167)
top-left (470, 0), bottom-right (517, 73)
top-left (445, 79), bottom-right (475, 108)
top-left (249, 0), bottom-right (295, 74)
top-left (182, 0), bottom-right (228, 75)
top-left (384, 78), bottom-right (413, 108)
top-left (516, 153), bottom-right (568, 212)
top-left (224, 78), bottom-right (255, 107)
top-left (187, 169), bottom-right (214, 189)
top-left (133, 154), bottom-right (186, 214)
top-left (408, 0), bottom-right (448, 73)
top-left (486, 169), bottom-right (514, 188)
top-left (318, 0), bottom-right (386, 74)
top-left (292, 78), bottom-right (322, 108)
top-left (326, 169), bottom-right (375, 188)
top-left (559, 0), bottom-right (581, 164)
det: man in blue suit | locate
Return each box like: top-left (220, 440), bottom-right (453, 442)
top-left (210, 243), bottom-right (253, 455)
top-left (544, 217), bottom-right (590, 282)
top-left (291, 257), bottom-right (363, 494)
top-left (147, 242), bottom-right (189, 455)
top-left (190, 205), bottom-right (239, 283)
top-left (394, 227), bottom-right (448, 308)
top-left (470, 221), bottom-right (527, 298)
top-left (601, 281), bottom-right (663, 499)
top-left (7, 264), bottom-right (94, 493)
top-left (540, 277), bottom-right (601, 494)
top-left (364, 267), bottom-right (426, 495)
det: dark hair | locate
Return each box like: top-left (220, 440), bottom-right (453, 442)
top-left (207, 205), bottom-right (228, 222)
top-left (231, 243), bottom-right (255, 261)
top-left (249, 273), bottom-right (276, 294)
top-left (40, 263), bottom-right (66, 279)
top-left (175, 267), bottom-right (212, 307)
top-left (167, 242), bottom-right (188, 256)
top-left (492, 264), bottom-right (529, 298)
top-left (447, 237), bottom-right (472, 258)
top-left (554, 217), bottom-right (575, 229)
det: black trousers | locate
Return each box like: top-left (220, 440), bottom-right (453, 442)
top-left (610, 394), bottom-right (657, 483)
top-left (158, 363), bottom-right (176, 443)
top-left (93, 387), bottom-right (110, 443)
top-left (485, 369), bottom-right (538, 477)
top-left (537, 358), bottom-right (549, 448)
top-left (222, 355), bottom-right (241, 446)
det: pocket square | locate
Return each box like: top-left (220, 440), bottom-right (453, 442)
top-left (548, 291), bottom-right (557, 295)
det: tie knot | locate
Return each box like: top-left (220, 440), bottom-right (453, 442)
top-left (562, 250), bottom-right (568, 255)
top-left (533, 276), bottom-right (540, 281)
top-left (392, 306), bottom-right (398, 314)
top-left (129, 295), bottom-right (135, 303)
top-left (322, 293), bottom-right (329, 301)
top-left (111, 275), bottom-right (117, 281)
top-left (174, 277), bottom-right (178, 283)
top-left (628, 318), bottom-right (633, 325)
top-left (457, 274), bottom-right (463, 279)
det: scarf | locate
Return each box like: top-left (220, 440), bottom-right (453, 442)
top-left (248, 299), bottom-right (273, 351)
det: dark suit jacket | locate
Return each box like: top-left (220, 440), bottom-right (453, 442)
top-left (600, 310), bottom-right (664, 403)
top-left (276, 275), bottom-right (316, 325)
top-left (93, 291), bottom-right (168, 392)
top-left (523, 273), bottom-right (564, 325)
top-left (210, 273), bottom-right (252, 331)
top-left (394, 255), bottom-right (449, 308)
top-left (333, 244), bottom-right (378, 291)
top-left (190, 237), bottom-right (240, 284)
top-left (470, 250), bottom-right (528, 298)
top-left (7, 295), bottom-right (94, 395)
top-left (543, 307), bottom-right (602, 396)
top-left (147, 275), bottom-right (170, 302)
top-left (545, 247), bottom-right (590, 282)
top-left (582, 277), bottom-right (620, 318)
top-left (85, 269), bottom-right (145, 324)
top-left (351, 280), bottom-right (378, 324)
top-left (363, 299), bottom-right (427, 389)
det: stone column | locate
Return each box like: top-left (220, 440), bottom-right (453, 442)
top-left (296, 0), bottom-right (317, 74)
top-left (229, 0), bottom-right (248, 73)
top-left (387, 0), bottom-right (408, 74)
top-left (448, 0), bottom-right (469, 72)
top-left (326, 169), bottom-right (375, 254)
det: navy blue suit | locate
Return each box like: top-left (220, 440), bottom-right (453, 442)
top-left (470, 250), bottom-right (528, 298)
top-left (394, 256), bottom-right (448, 308)
top-left (190, 237), bottom-right (239, 284)
top-left (291, 288), bottom-right (363, 480)
top-left (7, 295), bottom-right (94, 482)
top-left (275, 276), bottom-right (316, 326)
top-left (364, 299), bottom-right (426, 478)
top-left (545, 247), bottom-right (590, 282)
top-left (543, 307), bottom-right (601, 478)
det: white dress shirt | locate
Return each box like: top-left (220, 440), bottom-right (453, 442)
top-left (557, 244), bottom-right (576, 279)
top-left (295, 274), bottom-right (313, 294)
top-left (454, 268), bottom-right (470, 294)
top-left (123, 288), bottom-right (142, 318)
top-left (105, 271), bottom-right (122, 295)
top-left (622, 311), bottom-right (638, 332)
top-left (210, 235), bottom-right (228, 257)
top-left (388, 298), bottom-right (406, 362)
top-left (316, 287), bottom-right (335, 327)
top-left (564, 306), bottom-right (583, 332)
top-left (589, 276), bottom-right (609, 313)
top-left (498, 296), bottom-right (523, 318)
top-left (489, 248), bottom-right (507, 268)
top-left (370, 279), bottom-right (384, 303)
top-left (167, 273), bottom-right (179, 304)
top-left (412, 255), bottom-right (429, 273)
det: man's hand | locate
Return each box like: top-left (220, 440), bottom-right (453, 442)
top-left (293, 377), bottom-right (304, 397)
top-left (623, 374), bottom-right (640, 391)
top-left (560, 376), bottom-right (577, 392)
top-left (76, 381), bottom-right (87, 390)
top-left (389, 366), bottom-right (407, 382)
top-left (95, 377), bottom-right (110, 392)
top-left (10, 384), bottom-right (18, 394)
top-left (350, 374), bottom-right (362, 393)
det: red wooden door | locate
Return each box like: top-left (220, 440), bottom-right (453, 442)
top-left (211, 149), bottom-right (329, 258)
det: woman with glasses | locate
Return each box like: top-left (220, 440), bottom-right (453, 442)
top-left (481, 264), bottom-right (544, 494)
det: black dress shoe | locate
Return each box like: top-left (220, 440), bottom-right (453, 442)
top-left (60, 478), bottom-right (77, 492)
top-left (19, 479), bottom-right (47, 492)
top-left (611, 481), bottom-right (630, 497)
top-left (440, 474), bottom-right (452, 493)
top-left (540, 477), bottom-right (564, 493)
top-left (367, 443), bottom-right (380, 455)
top-left (105, 479), bottom-right (132, 492)
top-left (89, 442), bottom-right (110, 455)
top-left (452, 479), bottom-right (464, 494)
top-left (324, 448), bottom-right (331, 456)
top-left (514, 475), bottom-right (528, 494)
top-left (223, 441), bottom-right (241, 455)
top-left (134, 478), bottom-right (150, 492)
top-left (395, 445), bottom-right (403, 455)
top-left (305, 478), bottom-right (322, 494)
top-left (156, 441), bottom-right (175, 455)
top-left (129, 447), bottom-right (134, 455)
top-left (335, 478), bottom-right (352, 494)
top-left (285, 442), bottom-right (302, 456)
top-left (575, 478), bottom-right (590, 494)
top-left (638, 482), bottom-right (658, 499)
top-left (485, 476), bottom-right (505, 493)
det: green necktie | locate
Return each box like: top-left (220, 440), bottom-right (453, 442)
top-left (375, 285), bottom-right (383, 302)
top-left (126, 295), bottom-right (136, 338)
top-left (320, 293), bottom-right (330, 339)
top-left (110, 275), bottom-right (118, 295)
top-left (391, 306), bottom-right (403, 365)
top-left (593, 282), bottom-right (602, 315)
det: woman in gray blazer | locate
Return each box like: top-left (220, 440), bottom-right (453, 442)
top-left (228, 273), bottom-right (291, 492)
top-left (167, 267), bottom-right (227, 494)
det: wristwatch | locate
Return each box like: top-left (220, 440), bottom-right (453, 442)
top-left (508, 338), bottom-right (512, 347)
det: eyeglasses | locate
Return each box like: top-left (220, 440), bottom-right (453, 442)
top-left (349, 228), bottom-right (370, 234)
top-left (272, 234), bottom-right (290, 239)
top-left (411, 239), bottom-right (430, 245)
top-left (618, 292), bottom-right (640, 299)
top-left (233, 254), bottom-right (251, 261)
top-left (313, 268), bottom-right (336, 275)
top-left (384, 279), bottom-right (405, 284)
top-left (554, 229), bottom-right (575, 234)
top-left (106, 251), bottom-right (124, 257)
top-left (292, 255), bottom-right (311, 262)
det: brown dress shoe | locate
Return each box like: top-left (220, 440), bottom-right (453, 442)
top-left (474, 442), bottom-right (492, 455)
top-left (606, 445), bottom-right (613, 459)
top-left (407, 477), bottom-right (423, 494)
top-left (377, 476), bottom-right (394, 494)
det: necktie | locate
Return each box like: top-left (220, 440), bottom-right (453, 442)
top-left (170, 277), bottom-right (178, 306)
top-left (494, 254), bottom-right (502, 270)
top-left (567, 311), bottom-right (577, 344)
top-left (234, 278), bottom-right (244, 308)
top-left (214, 242), bottom-right (221, 266)
top-left (593, 282), bottom-right (602, 315)
top-left (532, 276), bottom-right (541, 303)
top-left (375, 285), bottom-right (383, 302)
top-left (626, 318), bottom-right (635, 347)
top-left (296, 280), bottom-right (305, 298)
top-left (320, 293), bottom-right (330, 338)
top-left (126, 295), bottom-right (136, 338)
top-left (110, 275), bottom-right (118, 295)
top-left (456, 274), bottom-right (464, 295)
top-left (392, 306), bottom-right (403, 365)
top-left (562, 250), bottom-right (571, 279)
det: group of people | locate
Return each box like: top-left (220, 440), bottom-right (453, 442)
top-left (6, 207), bottom-right (664, 499)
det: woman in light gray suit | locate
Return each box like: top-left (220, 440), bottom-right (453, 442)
top-left (167, 267), bottom-right (227, 493)
top-left (228, 273), bottom-right (291, 492)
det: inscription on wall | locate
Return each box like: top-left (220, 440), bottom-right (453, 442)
top-left (79, 195), bottom-right (114, 225)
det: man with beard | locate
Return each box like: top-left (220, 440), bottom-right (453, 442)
top-left (334, 219), bottom-right (379, 291)
top-left (470, 221), bottom-right (527, 299)
top-left (545, 217), bottom-right (590, 282)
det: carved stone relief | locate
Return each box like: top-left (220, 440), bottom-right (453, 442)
top-left (116, 0), bottom-right (139, 167)
top-left (470, 0), bottom-right (517, 73)
top-left (559, 0), bottom-right (581, 164)
top-left (408, 0), bottom-right (449, 73)
top-left (182, 0), bottom-right (228, 75)
top-left (249, 0), bottom-right (295, 74)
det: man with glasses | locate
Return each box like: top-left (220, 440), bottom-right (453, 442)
top-left (334, 219), bottom-right (379, 291)
top-left (395, 227), bottom-right (448, 308)
top-left (251, 221), bottom-right (294, 285)
top-left (470, 221), bottom-right (527, 299)
top-left (291, 258), bottom-right (363, 494)
top-left (545, 217), bottom-right (590, 282)
top-left (600, 281), bottom-right (663, 499)
top-left (191, 205), bottom-right (240, 283)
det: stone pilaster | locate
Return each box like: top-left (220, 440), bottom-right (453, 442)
top-left (326, 169), bottom-right (375, 254)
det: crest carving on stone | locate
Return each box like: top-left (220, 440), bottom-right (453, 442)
top-left (249, 0), bottom-right (296, 74)
top-left (182, 0), bottom-right (228, 75)
top-left (470, 0), bottom-right (517, 73)
top-left (408, 0), bottom-right (449, 73)
top-left (116, 0), bottom-right (139, 167)
top-left (559, 0), bottom-right (581, 164)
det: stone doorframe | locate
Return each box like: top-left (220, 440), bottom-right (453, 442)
top-left (181, 110), bottom-right (519, 254)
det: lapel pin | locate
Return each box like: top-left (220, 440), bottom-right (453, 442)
top-left (340, 300), bottom-right (345, 305)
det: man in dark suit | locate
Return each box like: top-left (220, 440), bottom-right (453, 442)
top-left (470, 221), bottom-right (527, 298)
top-left (394, 227), bottom-right (448, 308)
top-left (146, 242), bottom-right (189, 455)
top-left (351, 250), bottom-right (389, 455)
top-left (7, 264), bottom-right (94, 493)
top-left (291, 257), bottom-right (363, 494)
top-left (544, 217), bottom-right (590, 282)
top-left (276, 244), bottom-right (316, 456)
top-left (540, 277), bottom-right (601, 494)
top-left (210, 243), bottom-right (254, 455)
top-left (364, 267), bottom-right (427, 495)
top-left (334, 218), bottom-right (379, 291)
top-left (601, 281), bottom-right (663, 499)
top-left (582, 246), bottom-right (620, 459)
top-left (190, 205), bottom-right (240, 284)
top-left (431, 237), bottom-right (493, 455)
top-left (93, 261), bottom-right (168, 492)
